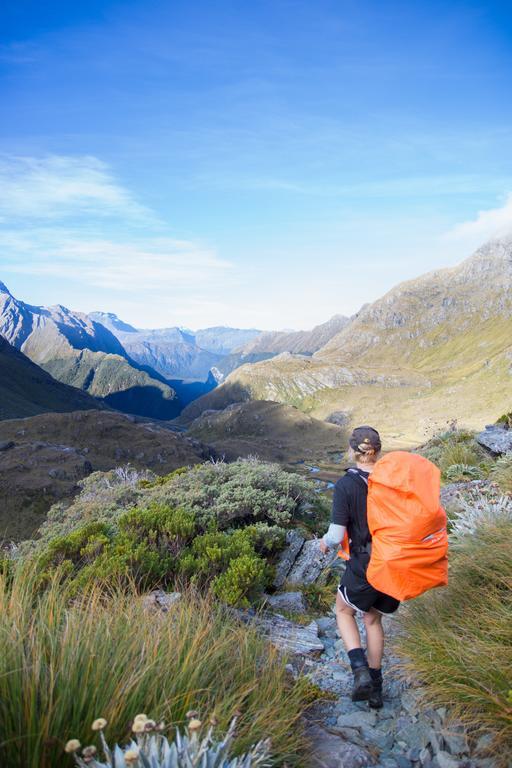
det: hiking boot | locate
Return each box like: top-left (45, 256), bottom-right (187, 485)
top-left (351, 665), bottom-right (372, 702)
top-left (368, 679), bottom-right (383, 709)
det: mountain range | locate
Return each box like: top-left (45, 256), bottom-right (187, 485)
top-left (0, 280), bottom-right (351, 421)
top-left (3, 235), bottom-right (511, 445)
top-left (178, 237), bottom-right (512, 446)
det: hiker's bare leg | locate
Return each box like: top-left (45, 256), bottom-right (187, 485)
top-left (335, 590), bottom-right (361, 651)
top-left (363, 608), bottom-right (384, 669)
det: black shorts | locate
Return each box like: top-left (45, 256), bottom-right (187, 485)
top-left (339, 555), bottom-right (400, 614)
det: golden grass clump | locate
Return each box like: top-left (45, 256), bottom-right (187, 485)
top-left (0, 565), bottom-right (310, 768)
top-left (490, 453), bottom-right (512, 495)
top-left (396, 519), bottom-right (512, 762)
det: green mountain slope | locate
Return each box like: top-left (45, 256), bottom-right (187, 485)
top-left (179, 238), bottom-right (512, 446)
top-left (0, 336), bottom-right (102, 420)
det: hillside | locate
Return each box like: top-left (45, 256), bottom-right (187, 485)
top-left (0, 284), bottom-right (178, 419)
top-left (187, 399), bottom-right (347, 463)
top-left (214, 314), bottom-right (350, 378)
top-left (0, 336), bottom-right (102, 420)
top-left (237, 314), bottom-right (350, 356)
top-left (0, 410), bottom-right (209, 540)
top-left (179, 238), bottom-right (512, 445)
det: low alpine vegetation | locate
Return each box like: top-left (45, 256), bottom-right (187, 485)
top-left (396, 507), bottom-right (512, 760)
top-left (489, 452), bottom-right (512, 495)
top-left (25, 458), bottom-right (326, 606)
top-left (65, 712), bottom-right (271, 768)
top-left (0, 566), bottom-right (309, 768)
top-left (35, 458), bottom-right (326, 545)
top-left (418, 428), bottom-right (491, 481)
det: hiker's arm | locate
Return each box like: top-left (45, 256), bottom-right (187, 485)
top-left (320, 483), bottom-right (349, 552)
top-left (321, 523), bottom-right (346, 549)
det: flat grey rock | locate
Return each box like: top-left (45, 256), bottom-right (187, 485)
top-left (265, 590), bottom-right (306, 613)
top-left (316, 616), bottom-right (337, 635)
top-left (235, 610), bottom-right (324, 655)
top-left (287, 539), bottom-right (338, 584)
top-left (396, 721), bottom-right (434, 751)
top-left (476, 425), bottom-right (512, 455)
top-left (433, 751), bottom-right (461, 768)
top-left (273, 530), bottom-right (305, 587)
top-left (441, 728), bottom-right (469, 756)
top-left (337, 710), bottom-right (377, 729)
top-left (306, 723), bottom-right (374, 768)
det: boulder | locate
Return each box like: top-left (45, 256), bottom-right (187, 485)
top-left (0, 440), bottom-right (14, 452)
top-left (142, 589), bottom-right (182, 612)
top-left (287, 539), bottom-right (338, 584)
top-left (273, 530), bottom-right (305, 588)
top-left (476, 425), bottom-right (512, 455)
top-left (306, 723), bottom-right (373, 768)
top-left (265, 591), bottom-right (306, 613)
top-left (234, 610), bottom-right (324, 655)
top-left (441, 729), bottom-right (469, 756)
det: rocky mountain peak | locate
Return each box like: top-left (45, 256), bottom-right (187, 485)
top-left (0, 281), bottom-right (12, 296)
top-left (89, 311), bottom-right (138, 334)
top-left (459, 236), bottom-right (512, 280)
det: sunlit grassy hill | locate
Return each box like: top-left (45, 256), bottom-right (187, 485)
top-left (180, 238), bottom-right (512, 446)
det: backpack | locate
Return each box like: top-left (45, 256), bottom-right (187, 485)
top-left (366, 451), bottom-right (448, 601)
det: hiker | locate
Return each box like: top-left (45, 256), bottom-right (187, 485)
top-left (319, 426), bottom-right (397, 709)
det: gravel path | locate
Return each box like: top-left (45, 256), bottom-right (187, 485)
top-left (288, 612), bottom-right (496, 768)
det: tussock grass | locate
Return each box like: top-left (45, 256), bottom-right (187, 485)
top-left (417, 429), bottom-right (491, 479)
top-left (0, 566), bottom-right (309, 768)
top-left (490, 453), bottom-right (512, 495)
top-left (396, 520), bottom-right (512, 761)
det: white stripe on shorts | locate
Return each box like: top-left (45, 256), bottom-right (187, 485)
top-left (338, 585), bottom-right (361, 612)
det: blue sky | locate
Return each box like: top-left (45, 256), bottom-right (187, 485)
top-left (1, 0), bottom-right (512, 330)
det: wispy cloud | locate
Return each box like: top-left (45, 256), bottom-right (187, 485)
top-left (0, 154), bottom-right (235, 303)
top-left (1, 233), bottom-right (232, 292)
top-left (0, 154), bottom-right (150, 221)
top-left (445, 193), bottom-right (512, 243)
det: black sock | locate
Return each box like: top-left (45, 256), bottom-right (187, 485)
top-left (369, 667), bottom-right (382, 683)
top-left (348, 648), bottom-right (367, 670)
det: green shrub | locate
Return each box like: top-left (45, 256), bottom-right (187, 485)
top-left (0, 566), bottom-right (310, 768)
top-left (179, 524), bottom-right (284, 606)
top-left (36, 506), bottom-right (198, 594)
top-left (34, 459), bottom-right (322, 547)
top-left (34, 509), bottom-right (283, 605)
top-left (396, 518), bottom-right (512, 760)
top-left (213, 553), bottom-right (269, 607)
top-left (490, 453), bottom-right (512, 495)
top-left (444, 463), bottom-right (483, 482)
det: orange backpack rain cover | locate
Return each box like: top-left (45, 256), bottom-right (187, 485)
top-left (367, 451), bottom-right (448, 601)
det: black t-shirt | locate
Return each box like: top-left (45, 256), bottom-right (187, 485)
top-left (331, 467), bottom-right (371, 550)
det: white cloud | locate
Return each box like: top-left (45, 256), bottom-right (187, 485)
top-left (0, 153), bottom-right (236, 309)
top-left (0, 154), bottom-right (150, 220)
top-left (0, 232), bottom-right (233, 293)
top-left (445, 193), bottom-right (512, 243)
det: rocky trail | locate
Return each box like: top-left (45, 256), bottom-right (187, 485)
top-left (146, 584), bottom-right (489, 768)
top-left (146, 525), bottom-right (494, 768)
top-left (254, 529), bottom-right (493, 768)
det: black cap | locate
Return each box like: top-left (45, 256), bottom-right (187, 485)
top-left (349, 425), bottom-right (381, 454)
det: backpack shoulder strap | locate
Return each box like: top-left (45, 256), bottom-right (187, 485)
top-left (344, 467), bottom-right (369, 490)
